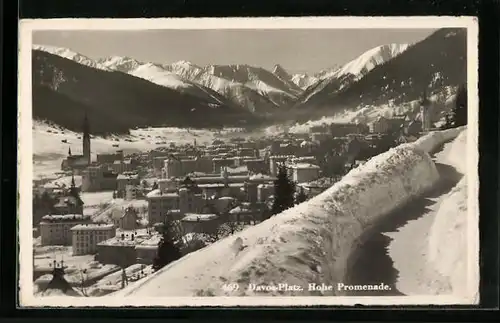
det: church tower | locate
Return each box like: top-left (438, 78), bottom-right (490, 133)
top-left (82, 112), bottom-right (91, 165)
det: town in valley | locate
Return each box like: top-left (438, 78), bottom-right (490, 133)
top-left (27, 26), bottom-right (470, 299)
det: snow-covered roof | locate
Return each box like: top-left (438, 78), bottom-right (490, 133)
top-left (229, 206), bottom-right (252, 214)
top-left (71, 223), bottom-right (115, 231)
top-left (117, 173), bottom-right (139, 180)
top-left (146, 189), bottom-right (179, 199)
top-left (269, 155), bottom-right (295, 160)
top-left (197, 183), bottom-right (245, 189)
top-left (290, 163), bottom-right (320, 170)
top-left (40, 214), bottom-right (91, 223)
top-left (181, 213), bottom-right (219, 222)
top-left (218, 196), bottom-right (235, 200)
top-left (249, 174), bottom-right (276, 181)
top-left (98, 233), bottom-right (160, 247)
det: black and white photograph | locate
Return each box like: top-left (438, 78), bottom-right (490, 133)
top-left (18, 17), bottom-right (479, 307)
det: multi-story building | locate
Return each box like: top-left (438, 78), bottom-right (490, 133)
top-left (163, 156), bottom-right (213, 179)
top-left (181, 213), bottom-right (220, 235)
top-left (329, 122), bottom-right (369, 137)
top-left (96, 151), bottom-right (123, 165)
top-left (371, 116), bottom-right (391, 134)
top-left (289, 163), bottom-right (321, 184)
top-left (212, 158), bottom-right (236, 173)
top-left (81, 164), bottom-right (118, 192)
top-left (39, 214), bottom-right (92, 246)
top-left (117, 172), bottom-right (140, 195)
top-left (112, 159), bottom-right (135, 174)
top-left (146, 188), bottom-right (203, 225)
top-left (96, 232), bottom-right (161, 267)
top-left (71, 223), bottom-right (116, 256)
top-left (242, 158), bottom-right (267, 174)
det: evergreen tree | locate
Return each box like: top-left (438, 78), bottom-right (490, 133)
top-left (40, 191), bottom-right (56, 214)
top-left (271, 164), bottom-right (296, 215)
top-left (152, 220), bottom-right (182, 272)
top-left (452, 84), bottom-right (467, 127)
top-left (295, 187), bottom-right (308, 205)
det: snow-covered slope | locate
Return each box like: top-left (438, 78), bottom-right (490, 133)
top-left (288, 85), bottom-right (458, 134)
top-left (296, 43), bottom-right (410, 106)
top-left (97, 56), bottom-right (142, 73)
top-left (32, 121), bottom-right (237, 180)
top-left (34, 49), bottom-right (241, 111)
top-left (321, 43), bottom-right (410, 81)
top-left (291, 73), bottom-right (319, 90)
top-left (128, 63), bottom-right (235, 106)
top-left (111, 133), bottom-right (459, 301)
top-left (33, 44), bottom-right (110, 71)
top-left (98, 55), bottom-right (290, 113)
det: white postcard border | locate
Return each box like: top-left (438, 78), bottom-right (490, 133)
top-left (18, 16), bottom-right (479, 307)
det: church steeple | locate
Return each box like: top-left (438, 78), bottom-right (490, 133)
top-left (82, 112), bottom-right (91, 165)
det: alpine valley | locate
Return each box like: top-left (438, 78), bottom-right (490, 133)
top-left (32, 28), bottom-right (466, 135)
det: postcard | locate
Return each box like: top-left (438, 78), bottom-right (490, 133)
top-left (18, 16), bottom-right (479, 307)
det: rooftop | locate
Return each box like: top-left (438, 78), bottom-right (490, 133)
top-left (197, 183), bottom-right (245, 189)
top-left (290, 163), bottom-right (320, 170)
top-left (117, 173), bottom-right (139, 180)
top-left (182, 213), bottom-right (219, 222)
top-left (98, 232), bottom-right (161, 247)
top-left (146, 189), bottom-right (179, 199)
top-left (40, 214), bottom-right (91, 223)
top-left (71, 224), bottom-right (115, 231)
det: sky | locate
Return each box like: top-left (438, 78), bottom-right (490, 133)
top-left (33, 29), bottom-right (436, 74)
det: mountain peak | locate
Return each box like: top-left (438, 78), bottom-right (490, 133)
top-left (33, 44), bottom-right (110, 71)
top-left (272, 64), bottom-right (287, 74)
top-left (173, 60), bottom-right (194, 66)
top-left (318, 43), bottom-right (410, 81)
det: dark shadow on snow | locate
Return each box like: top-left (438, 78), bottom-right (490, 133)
top-left (342, 159), bottom-right (463, 296)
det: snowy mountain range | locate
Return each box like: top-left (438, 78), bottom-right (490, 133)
top-left (32, 41), bottom-right (410, 116)
top-left (95, 56), bottom-right (300, 113)
top-left (31, 28), bottom-right (467, 132)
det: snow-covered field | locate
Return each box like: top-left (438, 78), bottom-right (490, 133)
top-left (109, 130), bottom-right (460, 300)
top-left (285, 87), bottom-right (457, 135)
top-left (32, 121), bottom-right (245, 180)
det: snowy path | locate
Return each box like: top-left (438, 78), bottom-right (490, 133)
top-left (343, 140), bottom-right (464, 296)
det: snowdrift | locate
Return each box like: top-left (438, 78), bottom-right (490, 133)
top-left (114, 129), bottom-right (462, 298)
top-left (428, 178), bottom-right (468, 295)
top-left (427, 129), bottom-right (477, 300)
top-left (399, 126), bottom-right (466, 154)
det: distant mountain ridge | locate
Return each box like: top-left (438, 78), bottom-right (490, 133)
top-left (32, 49), bottom-right (259, 134)
top-left (291, 28), bottom-right (467, 122)
top-left (32, 28), bottom-right (464, 132)
top-left (97, 55), bottom-right (300, 113)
